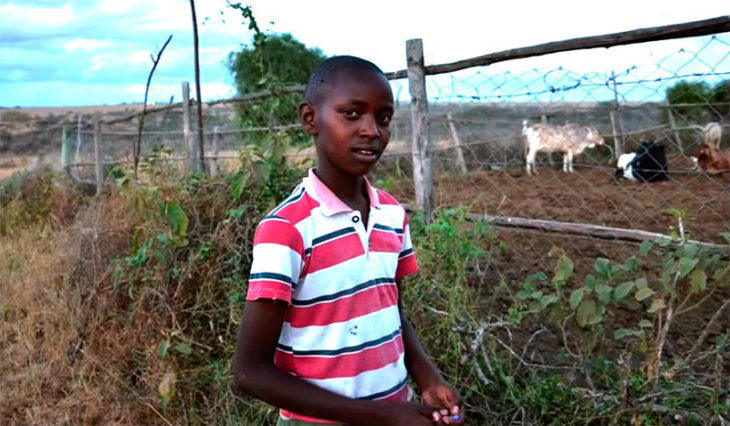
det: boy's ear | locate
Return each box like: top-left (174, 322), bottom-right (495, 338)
top-left (299, 102), bottom-right (318, 136)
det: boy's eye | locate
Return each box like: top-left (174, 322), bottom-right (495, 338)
top-left (378, 115), bottom-right (392, 125)
top-left (343, 110), bottom-right (360, 119)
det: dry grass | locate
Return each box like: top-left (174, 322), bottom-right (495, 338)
top-left (0, 182), bottom-right (172, 424)
top-left (3, 169), bottom-right (727, 425)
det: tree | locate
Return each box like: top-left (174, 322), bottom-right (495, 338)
top-left (665, 80), bottom-right (713, 124)
top-left (711, 79), bottom-right (730, 120)
top-left (227, 33), bottom-right (327, 144)
top-left (229, 33), bottom-right (325, 95)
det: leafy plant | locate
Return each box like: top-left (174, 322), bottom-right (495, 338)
top-left (226, 3), bottom-right (326, 145)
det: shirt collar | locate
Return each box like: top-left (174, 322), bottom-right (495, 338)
top-left (305, 168), bottom-right (381, 216)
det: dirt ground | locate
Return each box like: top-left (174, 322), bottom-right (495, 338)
top-left (390, 164), bottom-right (730, 358)
top-left (391, 165), bottom-right (729, 244)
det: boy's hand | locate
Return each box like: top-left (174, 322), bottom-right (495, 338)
top-left (421, 380), bottom-right (463, 425)
top-left (377, 401), bottom-right (438, 425)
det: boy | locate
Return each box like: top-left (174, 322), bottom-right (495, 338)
top-left (233, 56), bottom-right (462, 425)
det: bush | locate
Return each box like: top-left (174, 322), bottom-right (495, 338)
top-left (3, 164), bottom-right (729, 424)
top-left (227, 32), bottom-right (326, 146)
top-left (0, 109), bottom-right (31, 124)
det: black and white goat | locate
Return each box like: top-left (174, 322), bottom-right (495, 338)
top-left (613, 140), bottom-right (668, 183)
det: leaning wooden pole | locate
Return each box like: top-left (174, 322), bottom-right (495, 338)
top-left (610, 71), bottom-right (625, 158)
top-left (447, 111), bottom-right (468, 174)
top-left (189, 0), bottom-right (206, 173)
top-left (135, 34), bottom-right (173, 177)
top-left (407, 38), bottom-right (434, 222)
top-left (93, 119), bottom-right (103, 195)
top-left (385, 16), bottom-right (730, 79)
top-left (666, 104), bottom-right (684, 155)
top-left (465, 213), bottom-right (730, 255)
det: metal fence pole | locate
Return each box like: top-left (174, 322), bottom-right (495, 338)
top-left (406, 38), bottom-right (434, 221)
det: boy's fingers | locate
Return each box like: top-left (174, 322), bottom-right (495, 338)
top-left (432, 411), bottom-right (441, 423)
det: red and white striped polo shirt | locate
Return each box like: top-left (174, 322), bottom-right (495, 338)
top-left (246, 168), bottom-right (419, 423)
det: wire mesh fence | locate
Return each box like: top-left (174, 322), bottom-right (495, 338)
top-left (372, 33), bottom-right (730, 282)
top-left (2, 19), bottom-right (730, 423)
top-left (3, 28), bottom-right (728, 260)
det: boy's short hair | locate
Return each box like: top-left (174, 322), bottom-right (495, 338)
top-left (304, 55), bottom-right (385, 105)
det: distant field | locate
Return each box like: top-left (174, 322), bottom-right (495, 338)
top-left (1, 104), bottom-right (146, 119)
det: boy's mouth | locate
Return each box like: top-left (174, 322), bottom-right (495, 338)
top-left (352, 147), bottom-right (380, 162)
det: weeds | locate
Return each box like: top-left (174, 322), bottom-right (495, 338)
top-left (2, 167), bottom-right (728, 425)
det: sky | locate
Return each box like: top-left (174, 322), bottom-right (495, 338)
top-left (0, 0), bottom-right (728, 107)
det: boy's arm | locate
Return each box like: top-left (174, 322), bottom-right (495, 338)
top-left (397, 278), bottom-right (463, 424)
top-left (232, 299), bottom-right (436, 425)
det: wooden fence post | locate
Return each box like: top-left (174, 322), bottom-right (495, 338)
top-left (406, 38), bottom-right (434, 221)
top-left (609, 110), bottom-right (621, 158)
top-left (540, 114), bottom-right (554, 166)
top-left (210, 126), bottom-right (220, 177)
top-left (61, 126), bottom-right (73, 171)
top-left (666, 104), bottom-right (684, 155)
top-left (74, 114), bottom-right (83, 163)
top-left (93, 119), bottom-right (103, 195)
top-left (182, 81), bottom-right (199, 173)
top-left (610, 71), bottom-right (625, 158)
top-left (447, 111), bottom-right (468, 174)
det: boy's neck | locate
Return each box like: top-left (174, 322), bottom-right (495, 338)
top-left (313, 167), bottom-right (368, 209)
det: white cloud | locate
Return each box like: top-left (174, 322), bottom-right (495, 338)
top-left (1, 0), bottom-right (728, 107)
top-left (65, 38), bottom-right (111, 52)
top-left (95, 0), bottom-right (142, 14)
top-left (89, 53), bottom-right (114, 72)
top-left (0, 3), bottom-right (73, 28)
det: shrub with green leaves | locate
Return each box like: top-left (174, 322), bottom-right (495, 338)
top-left (505, 210), bottom-right (730, 423)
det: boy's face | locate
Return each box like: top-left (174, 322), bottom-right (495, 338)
top-left (301, 70), bottom-right (394, 178)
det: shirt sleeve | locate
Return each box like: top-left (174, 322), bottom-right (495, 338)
top-left (395, 212), bottom-right (419, 280)
top-left (246, 216), bottom-right (304, 304)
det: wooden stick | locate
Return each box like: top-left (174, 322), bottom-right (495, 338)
top-left (384, 16), bottom-right (730, 79)
top-left (666, 104), bottom-right (684, 155)
top-left (102, 85), bottom-right (306, 125)
top-left (464, 212), bottom-right (730, 254)
top-left (610, 71), bottom-right (625, 156)
top-left (447, 111), bottom-right (468, 174)
top-left (93, 119), bottom-right (102, 195)
top-left (135, 34), bottom-right (172, 177)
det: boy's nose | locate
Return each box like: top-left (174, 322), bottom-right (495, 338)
top-left (359, 116), bottom-right (380, 139)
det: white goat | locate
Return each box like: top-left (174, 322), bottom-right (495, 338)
top-left (704, 122), bottom-right (722, 147)
top-left (523, 122), bottom-right (605, 175)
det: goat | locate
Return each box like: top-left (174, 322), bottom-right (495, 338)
top-left (523, 121), bottom-right (604, 175)
top-left (704, 122), bottom-right (722, 147)
top-left (613, 140), bottom-right (668, 183)
top-left (691, 142), bottom-right (730, 177)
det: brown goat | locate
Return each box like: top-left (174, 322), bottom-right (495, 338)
top-left (692, 143), bottom-right (730, 177)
